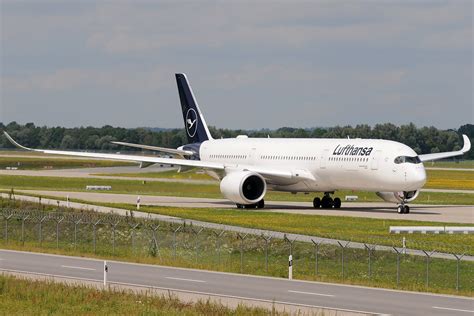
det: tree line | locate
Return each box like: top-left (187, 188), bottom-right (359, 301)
top-left (1, 121), bottom-right (473, 159)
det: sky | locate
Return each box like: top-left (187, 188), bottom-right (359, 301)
top-left (0, 1), bottom-right (472, 130)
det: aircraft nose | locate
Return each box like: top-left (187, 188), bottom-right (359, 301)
top-left (409, 166), bottom-right (427, 188)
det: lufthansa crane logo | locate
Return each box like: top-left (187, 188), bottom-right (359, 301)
top-left (185, 108), bottom-right (198, 137)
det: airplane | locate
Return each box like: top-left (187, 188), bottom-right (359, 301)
top-left (3, 73), bottom-right (471, 214)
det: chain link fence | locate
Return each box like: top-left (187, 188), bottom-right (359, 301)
top-left (1, 207), bottom-right (472, 294)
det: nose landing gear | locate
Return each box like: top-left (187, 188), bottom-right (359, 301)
top-left (397, 204), bottom-right (410, 214)
top-left (313, 193), bottom-right (341, 209)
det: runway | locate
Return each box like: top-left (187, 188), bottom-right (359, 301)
top-left (0, 249), bottom-right (472, 315)
top-left (16, 189), bottom-right (474, 223)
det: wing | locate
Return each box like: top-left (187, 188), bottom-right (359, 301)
top-left (111, 141), bottom-right (193, 157)
top-left (3, 131), bottom-right (296, 180)
top-left (3, 131), bottom-right (223, 170)
top-left (419, 134), bottom-right (471, 162)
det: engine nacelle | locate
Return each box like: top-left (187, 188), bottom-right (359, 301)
top-left (220, 171), bottom-right (266, 205)
top-left (376, 190), bottom-right (420, 203)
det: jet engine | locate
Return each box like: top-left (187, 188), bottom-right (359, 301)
top-left (220, 171), bottom-right (266, 205)
top-left (376, 190), bottom-right (420, 204)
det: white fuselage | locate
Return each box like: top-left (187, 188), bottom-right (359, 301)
top-left (199, 137), bottom-right (427, 193)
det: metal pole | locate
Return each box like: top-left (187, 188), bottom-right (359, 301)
top-left (393, 247), bottom-right (401, 287)
top-left (452, 254), bottom-right (464, 291)
top-left (337, 241), bottom-right (350, 281)
top-left (311, 239), bottom-right (321, 276)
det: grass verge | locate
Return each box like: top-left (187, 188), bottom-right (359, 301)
top-left (0, 274), bottom-right (275, 315)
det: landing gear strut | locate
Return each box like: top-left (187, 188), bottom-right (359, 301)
top-left (313, 193), bottom-right (341, 209)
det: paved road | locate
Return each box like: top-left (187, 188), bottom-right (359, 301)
top-left (0, 249), bottom-right (472, 316)
top-left (4, 192), bottom-right (473, 262)
top-left (16, 189), bottom-right (474, 224)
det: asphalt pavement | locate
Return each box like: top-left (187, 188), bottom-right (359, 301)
top-left (0, 249), bottom-right (472, 316)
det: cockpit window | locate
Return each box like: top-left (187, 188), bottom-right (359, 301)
top-left (394, 156), bottom-right (421, 164)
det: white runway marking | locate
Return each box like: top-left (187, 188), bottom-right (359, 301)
top-left (288, 290), bottom-right (334, 297)
top-left (433, 306), bottom-right (474, 313)
top-left (165, 277), bottom-right (206, 283)
top-left (61, 265), bottom-right (96, 271)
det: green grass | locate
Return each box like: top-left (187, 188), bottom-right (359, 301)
top-left (0, 275), bottom-right (275, 315)
top-left (0, 156), bottom-right (134, 170)
top-left (1, 174), bottom-right (473, 205)
top-left (425, 169), bottom-right (474, 190)
top-left (425, 160), bottom-right (474, 169)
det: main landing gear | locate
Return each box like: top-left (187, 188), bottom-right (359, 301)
top-left (313, 193), bottom-right (341, 209)
top-left (397, 204), bottom-right (410, 214)
top-left (236, 199), bottom-right (265, 209)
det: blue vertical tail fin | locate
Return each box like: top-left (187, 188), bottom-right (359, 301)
top-left (176, 73), bottom-right (213, 144)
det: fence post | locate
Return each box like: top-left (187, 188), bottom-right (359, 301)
top-left (191, 227), bottom-right (204, 263)
top-left (261, 234), bottom-right (272, 273)
top-left (213, 230), bottom-right (225, 266)
top-left (73, 218), bottom-right (82, 249)
top-left (311, 239), bottom-right (322, 276)
top-left (172, 225), bottom-right (182, 259)
top-left (111, 220), bottom-right (120, 255)
top-left (56, 217), bottom-right (64, 248)
top-left (452, 253), bottom-right (465, 291)
top-left (93, 220), bottom-right (101, 253)
top-left (393, 247), bottom-right (401, 287)
top-left (149, 223), bottom-right (160, 257)
top-left (422, 250), bottom-right (436, 288)
top-left (237, 233), bottom-right (248, 273)
top-left (130, 223), bottom-right (140, 252)
top-left (337, 241), bottom-right (350, 281)
top-left (21, 215), bottom-right (29, 245)
top-left (364, 244), bottom-right (376, 279)
top-left (4, 213), bottom-right (13, 242)
top-left (38, 215), bottom-right (47, 246)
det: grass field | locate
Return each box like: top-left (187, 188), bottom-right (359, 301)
top-left (0, 275), bottom-right (274, 315)
top-left (425, 160), bottom-right (474, 168)
top-left (1, 174), bottom-right (473, 205)
top-left (0, 156), bottom-right (134, 170)
top-left (425, 169), bottom-right (474, 190)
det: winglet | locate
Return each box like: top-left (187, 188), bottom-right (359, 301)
top-left (461, 134), bottom-right (471, 153)
top-left (3, 131), bottom-right (34, 151)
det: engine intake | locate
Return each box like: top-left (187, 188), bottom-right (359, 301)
top-left (376, 190), bottom-right (420, 203)
top-left (220, 171), bottom-right (266, 205)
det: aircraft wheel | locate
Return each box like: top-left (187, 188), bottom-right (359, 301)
top-left (397, 205), bottom-right (404, 214)
top-left (321, 196), bottom-right (332, 209)
top-left (236, 204), bottom-right (244, 209)
top-left (333, 197), bottom-right (341, 209)
top-left (313, 197), bottom-right (321, 208)
top-left (257, 199), bottom-right (265, 209)
top-left (404, 205), bottom-right (410, 214)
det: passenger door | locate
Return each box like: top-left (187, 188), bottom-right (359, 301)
top-left (371, 150), bottom-right (382, 170)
